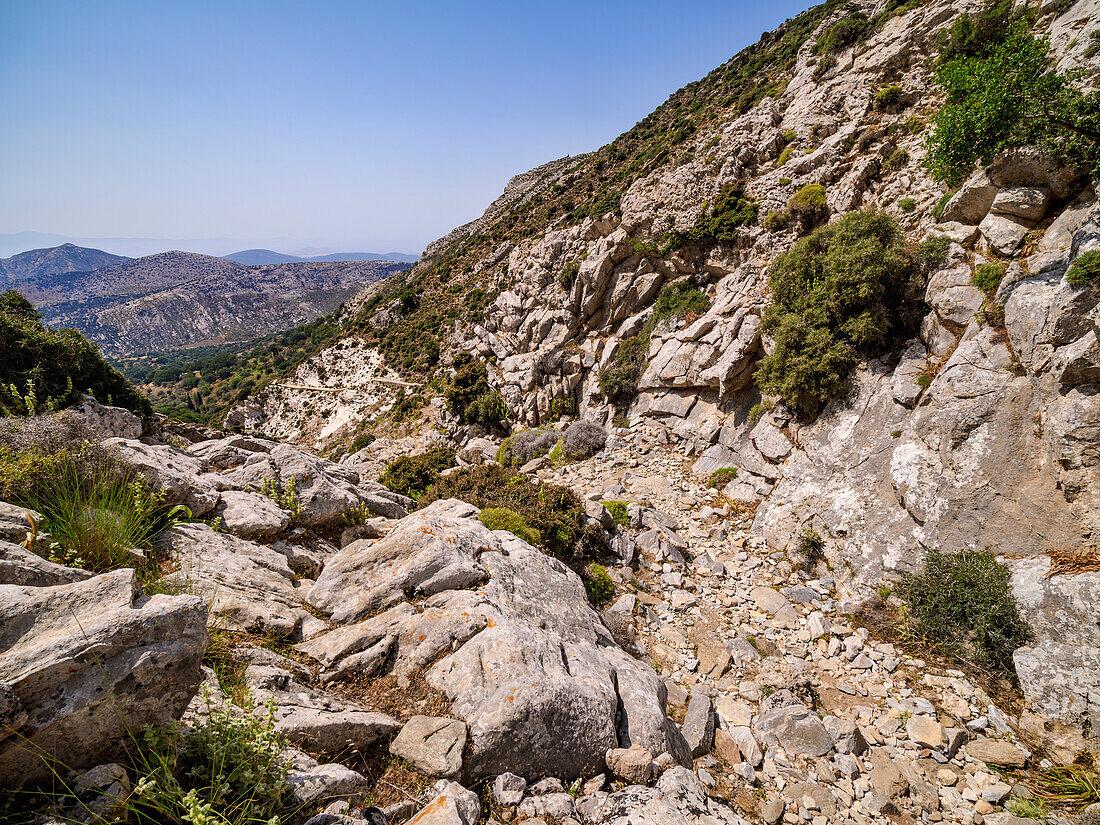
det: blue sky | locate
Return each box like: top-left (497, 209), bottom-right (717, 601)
top-left (0, 1), bottom-right (810, 255)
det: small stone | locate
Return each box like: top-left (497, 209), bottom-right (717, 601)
top-left (906, 715), bottom-right (944, 750)
top-left (493, 772), bottom-right (527, 806)
top-left (760, 797), bottom-right (786, 825)
top-left (605, 745), bottom-right (654, 785)
top-left (966, 737), bottom-right (1028, 768)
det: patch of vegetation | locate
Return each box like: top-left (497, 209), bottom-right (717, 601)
top-left (899, 197), bottom-right (917, 211)
top-left (755, 210), bottom-right (925, 411)
top-left (497, 428), bottom-right (560, 467)
top-left (597, 325), bottom-right (653, 409)
top-left (652, 280), bottom-right (711, 322)
top-left (796, 527), bottom-right (826, 569)
top-left (748, 398), bottom-right (774, 424)
top-left (259, 477), bottom-right (301, 522)
top-left (884, 147), bottom-right (909, 172)
top-left (559, 420), bottom-right (608, 460)
top-left (0, 291), bottom-right (151, 419)
top-left (708, 467), bottom-right (739, 488)
top-left (659, 181), bottom-right (758, 255)
top-left (601, 500), bottom-right (630, 528)
top-left (763, 210), bottom-right (790, 232)
top-left (972, 262), bottom-right (1006, 292)
top-left (875, 84), bottom-right (902, 109)
top-left (815, 12), bottom-right (872, 56)
top-left (1032, 765), bottom-right (1100, 810)
top-left (379, 447), bottom-right (456, 500)
top-left (478, 507), bottom-right (541, 545)
top-left (426, 464), bottom-right (593, 561)
top-left (932, 191), bottom-right (954, 220)
top-left (348, 431), bottom-right (376, 455)
top-left (897, 547), bottom-right (1031, 675)
top-left (905, 114), bottom-right (926, 134)
top-left (777, 146), bottom-right (795, 166)
top-left (926, 0), bottom-right (1100, 185)
top-left (0, 427), bottom-right (185, 574)
top-left (583, 562), bottom-right (615, 607)
top-left (1066, 249), bottom-right (1100, 286)
top-left (788, 184), bottom-right (829, 230)
top-left (445, 352), bottom-right (506, 429)
top-left (123, 698), bottom-right (293, 824)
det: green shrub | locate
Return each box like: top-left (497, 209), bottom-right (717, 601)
top-left (897, 547), bottom-right (1031, 674)
top-left (659, 181), bottom-right (757, 253)
top-left (788, 184), bottom-right (829, 229)
top-left (653, 280), bottom-right (710, 322)
top-left (812, 54), bottom-right (837, 82)
top-left (348, 432), bottom-right (375, 454)
top-left (763, 210), bottom-right (790, 232)
top-left (779, 177), bottom-right (792, 185)
top-left (601, 500), bottom-right (630, 527)
top-left (875, 84), bottom-right (902, 109)
top-left (1067, 249), bottom-right (1100, 286)
top-left (777, 146), bottom-right (794, 166)
top-left (0, 441), bottom-right (184, 573)
top-left (583, 562), bottom-right (615, 607)
top-left (884, 148), bottom-right (909, 171)
top-left (379, 447), bottom-right (456, 500)
top-left (444, 352), bottom-right (500, 427)
top-left (748, 398), bottom-right (774, 424)
top-left (815, 12), bottom-right (872, 55)
top-left (123, 698), bottom-right (294, 824)
top-left (464, 390), bottom-right (507, 429)
top-left (598, 326), bottom-right (652, 407)
top-left (708, 467), bottom-right (738, 488)
top-left (427, 464), bottom-right (591, 561)
top-left (0, 290), bottom-right (151, 418)
top-left (479, 507), bottom-right (541, 545)
top-left (926, 1), bottom-right (1100, 185)
top-left (560, 259), bottom-right (581, 290)
top-left (899, 197), bottom-right (917, 211)
top-left (755, 210), bottom-right (924, 411)
top-left (905, 114), bottom-right (926, 134)
top-left (972, 262), bottom-right (1005, 291)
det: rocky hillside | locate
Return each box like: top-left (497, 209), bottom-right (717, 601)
top-left (20, 249), bottom-right (409, 357)
top-left (0, 242), bottom-right (128, 287)
top-left (224, 0), bottom-right (1100, 765)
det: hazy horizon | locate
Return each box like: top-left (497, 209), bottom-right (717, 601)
top-left (2, 0), bottom-right (810, 255)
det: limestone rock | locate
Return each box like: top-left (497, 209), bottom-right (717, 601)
top-left (755, 704), bottom-right (834, 757)
top-left (606, 744), bottom-right (654, 784)
top-left (215, 490), bottom-right (290, 540)
top-left (389, 716), bottom-right (467, 778)
top-left (0, 569), bottom-right (207, 784)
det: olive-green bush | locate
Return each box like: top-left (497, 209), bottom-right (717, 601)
top-left (379, 447), bottom-right (456, 500)
top-left (755, 210), bottom-right (924, 411)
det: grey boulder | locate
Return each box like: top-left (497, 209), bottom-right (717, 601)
top-left (0, 569), bottom-right (207, 784)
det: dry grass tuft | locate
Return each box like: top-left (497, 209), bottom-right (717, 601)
top-left (1046, 546), bottom-right (1100, 577)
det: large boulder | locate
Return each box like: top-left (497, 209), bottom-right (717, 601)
top-left (67, 395), bottom-right (143, 440)
top-left (104, 438), bottom-right (220, 517)
top-left (215, 490), bottom-right (290, 540)
top-left (0, 569), bottom-right (207, 784)
top-left (302, 499), bottom-right (690, 780)
top-left (160, 523), bottom-right (306, 636)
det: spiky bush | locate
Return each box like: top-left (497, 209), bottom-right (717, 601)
top-left (379, 447), bottom-right (456, 500)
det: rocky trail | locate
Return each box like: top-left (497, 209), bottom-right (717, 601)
top-left (1, 399), bottom-right (1087, 825)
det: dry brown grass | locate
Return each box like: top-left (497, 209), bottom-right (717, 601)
top-left (329, 666), bottom-right (451, 723)
top-left (1046, 546), bottom-right (1100, 577)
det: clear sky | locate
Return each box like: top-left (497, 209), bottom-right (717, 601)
top-left (1, 0), bottom-right (811, 255)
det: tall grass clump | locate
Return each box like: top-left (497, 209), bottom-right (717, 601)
top-left (0, 423), bottom-right (184, 572)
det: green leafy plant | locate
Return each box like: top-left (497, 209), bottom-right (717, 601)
top-left (479, 507), bottom-right (541, 545)
top-left (445, 353), bottom-right (506, 428)
top-left (259, 476), bottom-right (301, 521)
top-left (427, 464), bottom-right (591, 561)
top-left (708, 467), bottom-right (739, 488)
top-left (583, 562), bottom-right (615, 607)
top-left (884, 148), bottom-right (909, 171)
top-left (379, 447), bottom-right (456, 500)
top-left (926, 0), bottom-right (1100, 185)
top-left (748, 399), bottom-right (774, 424)
top-left (348, 431), bottom-right (376, 454)
top-left (788, 184), bottom-right (829, 230)
top-left (777, 146), bottom-right (795, 166)
top-left (899, 197), bottom-right (917, 212)
top-left (122, 698), bottom-right (294, 824)
top-left (972, 262), bottom-right (1005, 292)
top-left (755, 210), bottom-right (924, 411)
top-left (601, 500), bottom-right (630, 527)
top-left (598, 325), bottom-right (652, 408)
top-left (815, 12), bottom-right (872, 55)
top-left (560, 259), bottom-right (581, 290)
top-left (652, 280), bottom-right (710, 322)
top-left (1066, 249), bottom-right (1100, 286)
top-left (897, 547), bottom-right (1031, 674)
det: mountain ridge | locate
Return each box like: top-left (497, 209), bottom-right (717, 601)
top-left (223, 248), bottom-right (417, 265)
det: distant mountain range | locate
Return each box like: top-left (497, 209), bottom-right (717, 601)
top-left (222, 248), bottom-right (418, 265)
top-left (10, 244), bottom-right (410, 358)
top-left (0, 232), bottom-right (419, 260)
